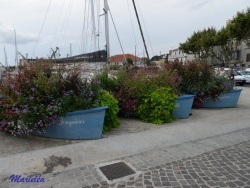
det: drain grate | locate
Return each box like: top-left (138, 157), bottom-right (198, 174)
top-left (99, 162), bottom-right (135, 180)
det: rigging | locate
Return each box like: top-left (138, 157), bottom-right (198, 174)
top-left (132, 0), bottom-right (150, 60)
top-left (32, 0), bottom-right (52, 58)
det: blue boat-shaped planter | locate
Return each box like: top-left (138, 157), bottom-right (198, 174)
top-left (202, 89), bottom-right (242, 108)
top-left (173, 94), bottom-right (195, 119)
top-left (33, 106), bottom-right (108, 140)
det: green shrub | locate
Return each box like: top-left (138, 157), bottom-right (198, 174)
top-left (95, 69), bottom-right (126, 92)
top-left (110, 67), bottom-right (181, 118)
top-left (165, 61), bottom-right (234, 108)
top-left (123, 68), bottom-right (180, 101)
top-left (136, 87), bottom-right (177, 124)
top-left (97, 90), bottom-right (120, 132)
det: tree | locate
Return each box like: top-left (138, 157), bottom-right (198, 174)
top-left (228, 7), bottom-right (250, 44)
top-left (179, 27), bottom-right (217, 62)
top-left (179, 25), bottom-right (242, 66)
top-left (126, 58), bottom-right (134, 66)
top-left (179, 7), bottom-right (250, 65)
top-left (212, 27), bottom-right (236, 66)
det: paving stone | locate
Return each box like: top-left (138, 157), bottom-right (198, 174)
top-left (92, 141), bottom-right (250, 188)
top-left (5, 136), bottom-right (249, 188)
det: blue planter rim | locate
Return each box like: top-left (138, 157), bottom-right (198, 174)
top-left (65, 106), bottom-right (108, 116)
top-left (227, 88), bottom-right (243, 93)
top-left (178, 94), bottom-right (195, 100)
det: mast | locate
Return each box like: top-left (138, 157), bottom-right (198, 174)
top-left (90, 0), bottom-right (97, 51)
top-left (131, 0), bottom-right (150, 60)
top-left (70, 43), bottom-right (72, 56)
top-left (14, 30), bottom-right (18, 70)
top-left (4, 46), bottom-right (8, 67)
top-left (104, 0), bottom-right (110, 63)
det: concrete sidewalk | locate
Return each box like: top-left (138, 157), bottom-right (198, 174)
top-left (0, 87), bottom-right (250, 188)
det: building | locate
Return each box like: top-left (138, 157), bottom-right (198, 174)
top-left (109, 54), bottom-right (143, 66)
top-left (168, 41), bottom-right (250, 69)
top-left (168, 49), bottom-right (195, 63)
top-left (210, 41), bottom-right (250, 69)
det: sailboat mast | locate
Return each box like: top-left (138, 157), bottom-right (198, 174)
top-left (14, 30), bottom-right (18, 69)
top-left (104, 0), bottom-right (110, 63)
top-left (90, 0), bottom-right (97, 51)
top-left (131, 0), bottom-right (150, 60)
top-left (4, 46), bottom-right (8, 67)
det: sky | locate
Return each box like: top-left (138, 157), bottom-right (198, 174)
top-left (0, 0), bottom-right (249, 66)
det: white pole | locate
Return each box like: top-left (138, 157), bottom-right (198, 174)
top-left (14, 30), bottom-right (18, 70)
top-left (104, 0), bottom-right (110, 64)
top-left (90, 0), bottom-right (97, 52)
top-left (70, 43), bottom-right (72, 56)
top-left (4, 46), bottom-right (8, 67)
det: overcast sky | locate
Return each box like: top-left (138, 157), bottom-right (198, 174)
top-left (0, 0), bottom-right (249, 66)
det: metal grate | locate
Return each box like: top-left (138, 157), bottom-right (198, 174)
top-left (99, 162), bottom-right (135, 180)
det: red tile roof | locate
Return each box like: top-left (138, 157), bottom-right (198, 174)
top-left (110, 54), bottom-right (141, 63)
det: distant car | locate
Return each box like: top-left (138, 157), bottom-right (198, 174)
top-left (217, 68), bottom-right (246, 86)
top-left (231, 70), bottom-right (246, 86)
top-left (238, 71), bottom-right (250, 83)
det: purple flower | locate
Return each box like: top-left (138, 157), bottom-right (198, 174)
top-left (31, 88), bottom-right (36, 92)
top-left (22, 109), bottom-right (28, 114)
top-left (9, 84), bottom-right (15, 89)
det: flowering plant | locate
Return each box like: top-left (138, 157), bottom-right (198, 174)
top-left (165, 61), bottom-right (234, 108)
top-left (0, 60), bottom-right (102, 135)
top-left (96, 67), bottom-right (181, 119)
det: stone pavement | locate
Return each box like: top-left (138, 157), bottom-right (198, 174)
top-left (1, 128), bottom-right (250, 188)
top-left (1, 87), bottom-right (250, 188)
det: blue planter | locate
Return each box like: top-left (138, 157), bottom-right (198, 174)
top-left (33, 106), bottom-right (108, 140)
top-left (202, 89), bottom-right (242, 108)
top-left (173, 94), bottom-right (195, 119)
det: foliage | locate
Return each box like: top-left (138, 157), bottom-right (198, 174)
top-left (112, 87), bottom-right (138, 117)
top-left (126, 58), bottom-right (134, 66)
top-left (150, 55), bottom-right (162, 61)
top-left (95, 69), bottom-right (126, 92)
top-left (136, 87), bottom-right (177, 124)
top-left (179, 28), bottom-right (217, 61)
top-left (97, 90), bottom-right (120, 132)
top-left (0, 62), bottom-right (61, 135)
top-left (57, 72), bottom-right (101, 115)
top-left (165, 61), bottom-right (234, 108)
top-left (228, 7), bottom-right (250, 44)
top-left (111, 67), bottom-right (181, 118)
top-left (179, 7), bottom-right (250, 65)
top-left (0, 61), bottom-right (115, 135)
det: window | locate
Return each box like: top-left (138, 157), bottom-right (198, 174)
top-left (246, 53), bottom-right (250, 62)
top-left (236, 50), bottom-right (241, 60)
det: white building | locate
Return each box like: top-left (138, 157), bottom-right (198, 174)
top-left (168, 49), bottom-right (195, 63)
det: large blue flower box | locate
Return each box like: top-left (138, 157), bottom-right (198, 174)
top-left (202, 89), bottom-right (242, 108)
top-left (172, 94), bottom-right (195, 119)
top-left (33, 106), bottom-right (108, 140)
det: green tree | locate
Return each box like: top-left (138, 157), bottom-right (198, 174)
top-left (126, 58), bottom-right (134, 66)
top-left (179, 26), bottom-right (242, 66)
top-left (228, 7), bottom-right (250, 44)
top-left (179, 7), bottom-right (250, 65)
top-left (179, 27), bottom-right (217, 62)
top-left (212, 27), bottom-right (237, 66)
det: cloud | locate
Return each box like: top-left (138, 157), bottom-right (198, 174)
top-left (0, 23), bottom-right (38, 44)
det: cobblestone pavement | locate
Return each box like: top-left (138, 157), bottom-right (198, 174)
top-left (2, 129), bottom-right (250, 188)
top-left (108, 141), bottom-right (250, 188)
